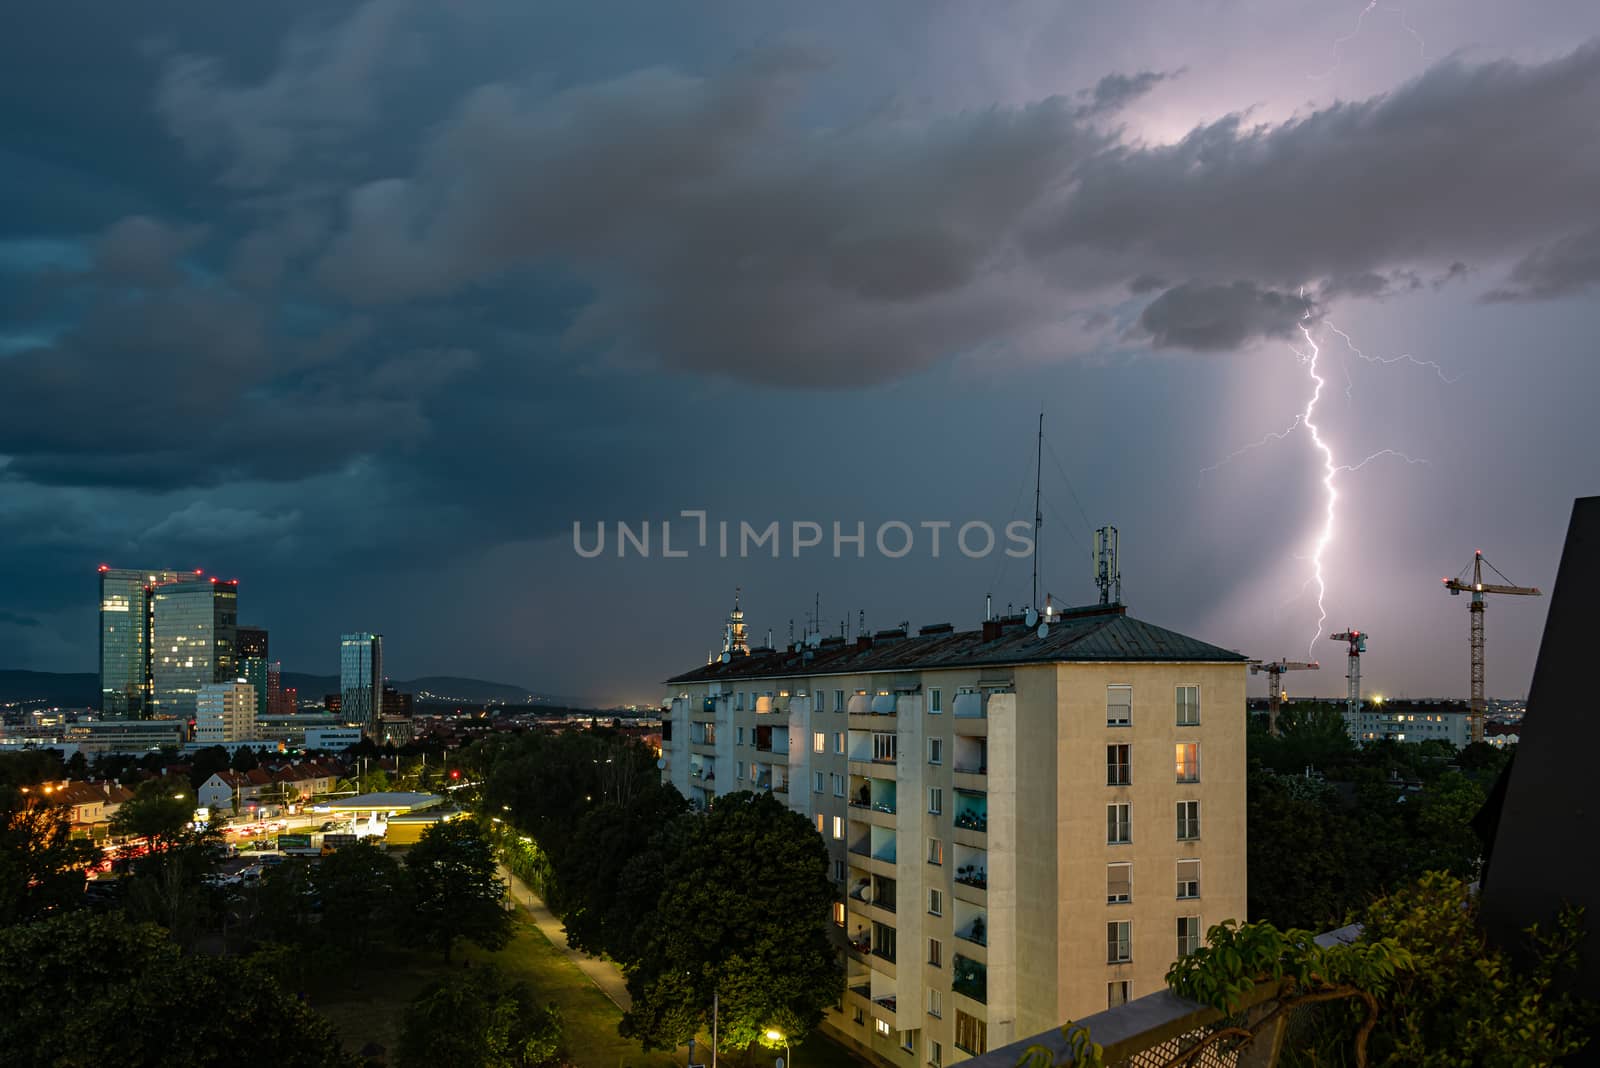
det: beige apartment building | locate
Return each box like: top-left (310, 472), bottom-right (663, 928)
top-left (662, 599), bottom-right (1248, 1068)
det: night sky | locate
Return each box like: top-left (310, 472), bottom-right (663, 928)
top-left (3, 1), bottom-right (1598, 705)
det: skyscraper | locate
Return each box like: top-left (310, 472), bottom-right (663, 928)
top-left (340, 633), bottom-right (384, 737)
top-left (98, 565), bottom-right (204, 718)
top-left (150, 579), bottom-right (239, 720)
top-left (237, 626), bottom-right (268, 659)
top-left (241, 656), bottom-right (269, 721)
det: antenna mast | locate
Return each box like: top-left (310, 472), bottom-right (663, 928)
top-left (1032, 412), bottom-right (1043, 611)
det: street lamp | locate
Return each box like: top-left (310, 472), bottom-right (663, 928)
top-left (765, 1029), bottom-right (790, 1068)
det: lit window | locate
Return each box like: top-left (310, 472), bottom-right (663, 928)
top-left (873, 732), bottom-right (897, 762)
top-left (875, 1019), bottom-right (892, 1037)
top-left (1175, 743), bottom-right (1200, 783)
top-left (816, 813), bottom-right (825, 834)
top-left (833, 816), bottom-right (844, 840)
top-left (833, 902), bottom-right (846, 926)
top-left (1176, 685), bottom-right (1200, 726)
top-left (1106, 685), bottom-right (1132, 727)
top-left (814, 731), bottom-right (826, 753)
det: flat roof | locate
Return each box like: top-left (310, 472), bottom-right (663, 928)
top-left (325, 792), bottom-right (443, 812)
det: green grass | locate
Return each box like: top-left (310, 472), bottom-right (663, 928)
top-left (306, 914), bottom-right (866, 1068)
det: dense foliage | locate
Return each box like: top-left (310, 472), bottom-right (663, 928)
top-left (406, 816), bottom-right (513, 962)
top-left (1166, 873), bottom-right (1592, 1067)
top-left (397, 964), bottom-right (565, 1068)
top-left (0, 782), bottom-right (96, 925)
top-left (0, 910), bottom-right (356, 1067)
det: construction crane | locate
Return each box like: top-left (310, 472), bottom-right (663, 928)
top-left (1442, 551), bottom-right (1541, 745)
top-left (1329, 630), bottom-right (1367, 741)
top-left (1249, 659), bottom-right (1320, 737)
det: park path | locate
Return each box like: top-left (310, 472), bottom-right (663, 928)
top-left (499, 864), bottom-right (634, 1012)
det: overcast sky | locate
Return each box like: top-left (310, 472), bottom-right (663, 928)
top-left (3, 1), bottom-right (1598, 704)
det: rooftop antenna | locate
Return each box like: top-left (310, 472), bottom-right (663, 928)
top-left (1094, 526), bottom-right (1121, 606)
top-left (1032, 412), bottom-right (1044, 612)
top-left (858, 609), bottom-right (866, 638)
top-left (985, 593), bottom-right (992, 621)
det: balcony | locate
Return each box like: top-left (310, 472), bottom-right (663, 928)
top-left (954, 899), bottom-right (987, 947)
top-left (953, 735), bottom-right (987, 776)
top-left (954, 789), bottom-right (988, 834)
top-left (954, 844), bottom-right (988, 890)
top-left (952, 953), bottom-right (987, 1004)
top-left (952, 691), bottom-right (984, 719)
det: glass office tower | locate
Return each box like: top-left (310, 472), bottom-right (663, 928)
top-left (340, 633), bottom-right (384, 737)
top-left (241, 656), bottom-right (270, 720)
top-left (98, 566), bottom-right (203, 718)
top-left (151, 579), bottom-right (239, 720)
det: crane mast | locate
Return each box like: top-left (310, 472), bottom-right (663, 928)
top-left (1329, 630), bottom-right (1367, 742)
top-left (1442, 551), bottom-right (1540, 744)
top-left (1248, 659), bottom-right (1319, 737)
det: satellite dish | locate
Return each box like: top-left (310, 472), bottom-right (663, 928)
top-left (1037, 622), bottom-right (1050, 639)
top-left (1024, 607), bottom-right (1038, 627)
top-left (656, 758), bottom-right (666, 770)
top-left (807, 632), bottom-right (821, 649)
top-left (720, 651), bottom-right (731, 663)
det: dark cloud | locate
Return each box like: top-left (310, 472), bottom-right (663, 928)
top-left (1077, 69), bottom-right (1179, 117)
top-left (94, 215), bottom-right (207, 286)
top-left (0, 610), bottom-right (41, 628)
top-left (1483, 223), bottom-right (1600, 301)
top-left (1135, 281), bottom-right (1314, 350)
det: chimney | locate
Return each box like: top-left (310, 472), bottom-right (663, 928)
top-left (983, 619), bottom-right (1002, 641)
top-left (856, 635), bottom-right (872, 651)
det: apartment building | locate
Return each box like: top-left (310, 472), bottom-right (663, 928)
top-left (661, 600), bottom-right (1247, 1066)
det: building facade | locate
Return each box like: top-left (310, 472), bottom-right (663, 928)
top-left (340, 633), bottom-right (384, 737)
top-left (150, 579), bottom-right (239, 720)
top-left (195, 680), bottom-right (258, 744)
top-left (662, 602), bottom-right (1248, 1066)
top-left (98, 566), bottom-right (204, 718)
top-left (1350, 699), bottom-right (1471, 747)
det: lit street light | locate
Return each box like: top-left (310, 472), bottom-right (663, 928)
top-left (765, 1029), bottom-right (790, 1068)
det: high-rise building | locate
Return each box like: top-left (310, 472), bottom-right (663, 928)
top-left (98, 565), bottom-right (205, 718)
top-left (241, 657), bottom-right (270, 721)
top-left (265, 660), bottom-right (288, 715)
top-left (340, 633), bottom-right (383, 737)
top-left (196, 680), bottom-right (258, 743)
top-left (150, 578), bottom-right (239, 720)
top-left (661, 598), bottom-right (1248, 1065)
top-left (237, 626), bottom-right (268, 659)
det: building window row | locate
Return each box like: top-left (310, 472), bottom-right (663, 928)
top-left (1106, 801), bottom-right (1203, 844)
top-left (1105, 684), bottom-right (1204, 727)
top-left (1106, 859), bottom-right (1202, 903)
top-left (1106, 916), bottom-right (1205, 964)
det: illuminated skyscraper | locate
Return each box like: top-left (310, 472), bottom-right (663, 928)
top-left (98, 565), bottom-right (204, 718)
top-left (150, 579), bottom-right (239, 720)
top-left (340, 633), bottom-right (384, 737)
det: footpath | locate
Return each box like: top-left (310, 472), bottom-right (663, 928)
top-left (499, 864), bottom-right (633, 1012)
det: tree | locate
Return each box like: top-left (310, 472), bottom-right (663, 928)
top-left (557, 782), bottom-right (688, 961)
top-left (0, 910), bottom-right (356, 1066)
top-left (110, 777), bottom-right (193, 845)
top-left (0, 784), bottom-right (97, 928)
top-left (396, 965), bottom-right (563, 1068)
top-left (231, 746), bottom-right (261, 772)
top-left (620, 791), bottom-right (844, 1052)
top-left (406, 818), bottom-right (512, 962)
top-left (319, 839), bottom-right (410, 951)
top-left (188, 746), bottom-right (232, 790)
top-left (1165, 872), bottom-right (1593, 1067)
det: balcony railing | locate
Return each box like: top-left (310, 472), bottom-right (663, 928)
top-left (954, 866), bottom-right (987, 890)
top-left (952, 954), bottom-right (986, 1003)
top-left (955, 810), bottom-right (988, 832)
top-left (953, 762), bottom-right (987, 775)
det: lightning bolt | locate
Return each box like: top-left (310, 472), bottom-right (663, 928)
top-left (1311, 1), bottom-right (1427, 81)
top-left (1327, 322), bottom-right (1457, 393)
top-left (1297, 319), bottom-right (1338, 657)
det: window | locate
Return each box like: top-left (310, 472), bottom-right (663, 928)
top-left (928, 991), bottom-right (943, 1019)
top-left (928, 737), bottom-right (943, 765)
top-left (928, 938), bottom-right (942, 966)
top-left (737, 763), bottom-right (745, 782)
top-left (814, 771), bottom-right (825, 793)
top-left (1107, 921), bottom-right (1132, 963)
top-left (929, 1040), bottom-right (943, 1067)
top-left (736, 692), bottom-right (745, 711)
top-left (833, 773), bottom-right (846, 797)
top-left (1179, 916), bottom-right (1202, 957)
top-left (1107, 684), bottom-right (1132, 727)
top-left (1106, 743), bottom-right (1131, 786)
top-left (1177, 800), bottom-right (1200, 840)
top-left (1178, 859), bottom-right (1201, 899)
top-left (929, 787), bottom-right (943, 815)
top-left (873, 732), bottom-right (897, 762)
top-left (901, 1030), bottom-right (916, 1054)
top-left (928, 837), bottom-right (943, 866)
top-left (1108, 981), bottom-right (1131, 1009)
top-left (929, 688), bottom-right (943, 714)
top-left (1176, 685), bottom-right (1200, 726)
top-left (834, 731), bottom-right (845, 754)
top-left (833, 902), bottom-right (846, 926)
top-left (876, 1018), bottom-right (892, 1037)
top-left (834, 860), bottom-right (847, 882)
top-left (737, 726), bottom-right (745, 745)
top-left (872, 921), bottom-right (897, 962)
top-left (835, 689), bottom-right (845, 712)
top-left (1176, 743), bottom-right (1200, 783)
top-left (928, 888), bottom-right (943, 916)
top-left (853, 1007), bottom-right (865, 1025)
top-left (814, 731), bottom-right (826, 753)
top-left (1107, 862), bottom-right (1132, 904)
top-left (816, 813), bottom-right (825, 834)
top-left (1107, 802), bottom-right (1131, 844)
top-left (954, 1011), bottom-right (986, 1056)
top-left (833, 815), bottom-right (844, 840)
